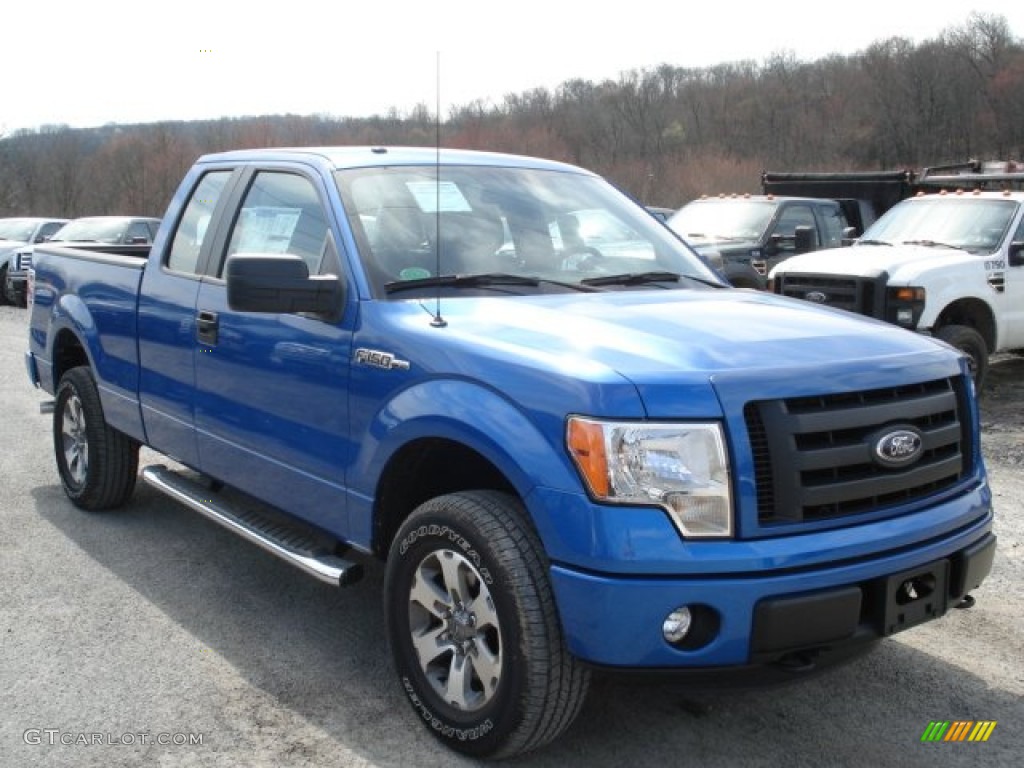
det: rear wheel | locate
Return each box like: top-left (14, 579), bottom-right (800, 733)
top-left (935, 324), bottom-right (988, 391)
top-left (384, 491), bottom-right (590, 758)
top-left (54, 366), bottom-right (139, 510)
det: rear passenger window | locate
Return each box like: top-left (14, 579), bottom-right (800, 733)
top-left (223, 172), bottom-right (331, 277)
top-left (167, 171), bottom-right (231, 274)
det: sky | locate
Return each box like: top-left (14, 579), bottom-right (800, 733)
top-left (3, 0), bottom-right (1022, 135)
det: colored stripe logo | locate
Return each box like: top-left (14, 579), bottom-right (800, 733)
top-left (921, 721), bottom-right (997, 742)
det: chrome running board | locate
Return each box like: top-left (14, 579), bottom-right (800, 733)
top-left (142, 465), bottom-right (363, 587)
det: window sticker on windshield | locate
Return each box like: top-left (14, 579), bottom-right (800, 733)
top-left (235, 207), bottom-right (301, 253)
top-left (406, 181), bottom-right (472, 213)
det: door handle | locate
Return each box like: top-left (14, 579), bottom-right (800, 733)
top-left (196, 310), bottom-right (219, 345)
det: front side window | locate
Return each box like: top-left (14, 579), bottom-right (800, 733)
top-left (125, 221), bottom-right (153, 244)
top-left (223, 172), bottom-right (332, 277)
top-left (37, 222), bottom-right (64, 241)
top-left (772, 205), bottom-right (818, 252)
top-left (819, 207), bottom-right (846, 248)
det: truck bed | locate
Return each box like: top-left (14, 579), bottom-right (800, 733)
top-left (29, 243), bottom-right (150, 441)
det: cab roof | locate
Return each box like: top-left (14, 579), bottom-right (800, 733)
top-left (196, 146), bottom-right (592, 175)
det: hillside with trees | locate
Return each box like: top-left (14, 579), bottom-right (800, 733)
top-left (1, 12), bottom-right (1021, 218)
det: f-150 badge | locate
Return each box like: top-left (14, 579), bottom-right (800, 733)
top-left (355, 348), bottom-right (410, 371)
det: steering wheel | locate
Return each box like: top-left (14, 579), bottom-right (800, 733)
top-left (561, 245), bottom-right (605, 271)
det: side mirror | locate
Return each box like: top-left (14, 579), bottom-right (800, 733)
top-left (841, 226), bottom-right (859, 246)
top-left (794, 225), bottom-right (816, 254)
top-left (226, 253), bottom-right (343, 317)
top-left (1009, 241), bottom-right (1024, 267)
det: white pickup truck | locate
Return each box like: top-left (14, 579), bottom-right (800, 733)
top-left (770, 186), bottom-right (1024, 389)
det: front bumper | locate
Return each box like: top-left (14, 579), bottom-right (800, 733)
top-left (550, 517), bottom-right (994, 668)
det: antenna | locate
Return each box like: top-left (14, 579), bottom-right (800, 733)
top-left (430, 50), bottom-right (447, 328)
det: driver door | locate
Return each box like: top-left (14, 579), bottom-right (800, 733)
top-left (193, 168), bottom-right (356, 537)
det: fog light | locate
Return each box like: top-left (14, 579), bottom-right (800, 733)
top-left (662, 607), bottom-right (693, 643)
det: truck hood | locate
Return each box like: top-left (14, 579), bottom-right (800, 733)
top-left (385, 288), bottom-right (961, 419)
top-left (771, 242), bottom-right (982, 279)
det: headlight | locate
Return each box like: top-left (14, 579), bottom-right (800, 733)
top-left (886, 286), bottom-right (925, 328)
top-left (567, 417), bottom-right (733, 538)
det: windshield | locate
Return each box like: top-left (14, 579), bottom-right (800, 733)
top-left (859, 197), bottom-right (1018, 254)
top-left (334, 165), bottom-right (720, 296)
top-left (667, 199), bottom-right (776, 241)
top-left (52, 218), bottom-right (134, 243)
top-left (0, 219), bottom-right (38, 241)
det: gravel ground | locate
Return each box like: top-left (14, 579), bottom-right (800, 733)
top-left (0, 304), bottom-right (1020, 767)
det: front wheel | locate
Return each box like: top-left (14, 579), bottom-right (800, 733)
top-left (935, 324), bottom-right (988, 391)
top-left (54, 366), bottom-right (139, 510)
top-left (384, 491), bottom-right (590, 758)
top-left (0, 265), bottom-right (10, 306)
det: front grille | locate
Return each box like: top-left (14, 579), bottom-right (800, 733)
top-left (777, 273), bottom-right (884, 318)
top-left (744, 377), bottom-right (971, 528)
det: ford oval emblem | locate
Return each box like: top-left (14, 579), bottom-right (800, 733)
top-left (805, 291), bottom-right (828, 303)
top-left (873, 428), bottom-right (924, 468)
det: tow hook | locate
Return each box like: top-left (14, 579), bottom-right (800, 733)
top-left (775, 650), bottom-right (818, 673)
top-left (955, 594), bottom-right (976, 609)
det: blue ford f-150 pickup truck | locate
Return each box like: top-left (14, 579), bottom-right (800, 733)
top-left (26, 147), bottom-right (995, 758)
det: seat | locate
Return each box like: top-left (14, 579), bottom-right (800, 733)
top-left (373, 207), bottom-right (429, 279)
top-left (433, 211), bottom-right (504, 274)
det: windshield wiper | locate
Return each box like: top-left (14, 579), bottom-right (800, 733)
top-left (581, 271), bottom-right (684, 287)
top-left (385, 272), bottom-right (602, 294)
top-left (900, 239), bottom-right (966, 251)
top-left (856, 239), bottom-right (892, 246)
top-left (685, 233), bottom-right (744, 241)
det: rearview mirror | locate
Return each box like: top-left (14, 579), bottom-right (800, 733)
top-left (1009, 241), bottom-right (1024, 267)
top-left (226, 253), bottom-right (343, 317)
top-left (794, 225), bottom-right (816, 253)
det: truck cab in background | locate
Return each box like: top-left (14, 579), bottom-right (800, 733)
top-left (7, 216), bottom-right (160, 306)
top-left (667, 194), bottom-right (851, 289)
top-left (770, 163), bottom-right (1024, 389)
top-left (0, 217), bottom-right (68, 305)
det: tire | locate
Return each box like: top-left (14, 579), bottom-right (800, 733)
top-left (935, 324), bottom-right (988, 391)
top-left (54, 366), bottom-right (139, 510)
top-left (0, 264), bottom-right (10, 306)
top-left (384, 491), bottom-right (590, 758)
top-left (7, 272), bottom-right (26, 307)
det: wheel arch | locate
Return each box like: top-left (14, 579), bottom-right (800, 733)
top-left (934, 298), bottom-right (997, 352)
top-left (360, 380), bottom-right (581, 560)
top-left (373, 437), bottom-right (518, 559)
top-left (50, 328), bottom-right (91, 392)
